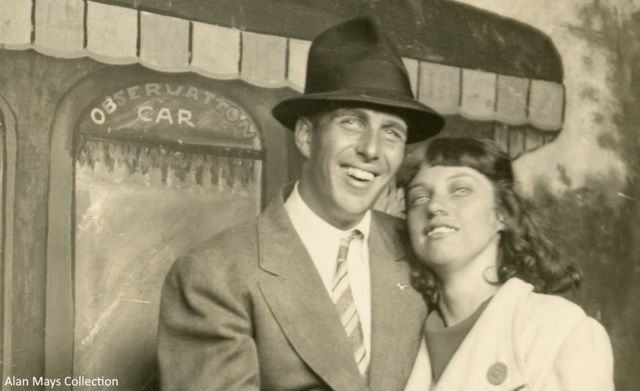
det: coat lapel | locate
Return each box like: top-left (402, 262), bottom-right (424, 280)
top-left (256, 195), bottom-right (368, 391)
top-left (368, 214), bottom-right (428, 391)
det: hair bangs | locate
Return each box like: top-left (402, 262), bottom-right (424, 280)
top-left (423, 137), bottom-right (513, 183)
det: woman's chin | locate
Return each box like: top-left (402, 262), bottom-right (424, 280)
top-left (422, 254), bottom-right (455, 270)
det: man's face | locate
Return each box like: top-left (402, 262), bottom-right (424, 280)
top-left (296, 107), bottom-right (407, 229)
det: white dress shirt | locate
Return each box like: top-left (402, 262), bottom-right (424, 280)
top-left (284, 182), bottom-right (372, 359)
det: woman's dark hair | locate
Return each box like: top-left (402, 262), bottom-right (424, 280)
top-left (399, 137), bottom-right (581, 307)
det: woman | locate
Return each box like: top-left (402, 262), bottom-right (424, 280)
top-left (402, 137), bottom-right (614, 391)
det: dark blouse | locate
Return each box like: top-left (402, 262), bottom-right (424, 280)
top-left (425, 297), bottom-right (493, 383)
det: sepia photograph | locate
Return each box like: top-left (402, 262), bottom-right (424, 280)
top-left (0, 0), bottom-right (638, 390)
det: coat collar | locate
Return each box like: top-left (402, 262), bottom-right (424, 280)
top-left (432, 279), bottom-right (532, 390)
top-left (257, 187), bottom-right (427, 391)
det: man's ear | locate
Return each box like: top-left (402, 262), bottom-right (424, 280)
top-left (294, 117), bottom-right (313, 159)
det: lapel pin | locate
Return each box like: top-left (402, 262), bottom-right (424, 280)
top-left (397, 282), bottom-right (407, 290)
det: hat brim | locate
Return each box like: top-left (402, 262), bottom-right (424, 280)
top-left (272, 89), bottom-right (445, 144)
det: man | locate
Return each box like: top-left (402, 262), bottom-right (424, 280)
top-left (158, 17), bottom-right (444, 391)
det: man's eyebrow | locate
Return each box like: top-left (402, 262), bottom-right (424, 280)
top-left (333, 108), bottom-right (368, 120)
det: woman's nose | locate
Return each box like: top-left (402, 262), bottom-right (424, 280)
top-left (426, 193), bottom-right (447, 217)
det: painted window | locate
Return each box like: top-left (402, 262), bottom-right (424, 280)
top-left (72, 79), bottom-right (264, 387)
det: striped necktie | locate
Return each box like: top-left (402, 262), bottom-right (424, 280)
top-left (331, 230), bottom-right (369, 377)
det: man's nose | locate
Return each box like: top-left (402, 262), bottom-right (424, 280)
top-left (355, 127), bottom-right (380, 160)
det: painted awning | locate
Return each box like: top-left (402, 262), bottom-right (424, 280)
top-left (0, 0), bottom-right (564, 131)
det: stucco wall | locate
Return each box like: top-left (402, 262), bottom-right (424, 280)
top-left (457, 0), bottom-right (636, 194)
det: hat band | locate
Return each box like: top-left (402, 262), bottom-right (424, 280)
top-left (305, 58), bottom-right (414, 98)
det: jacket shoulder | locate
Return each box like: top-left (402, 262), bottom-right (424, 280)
top-left (513, 287), bottom-right (613, 390)
top-left (371, 209), bottom-right (404, 224)
top-left (192, 218), bottom-right (259, 257)
top-left (514, 288), bottom-right (590, 357)
top-left (520, 290), bottom-right (587, 324)
top-left (371, 210), bottom-right (408, 236)
top-left (168, 217), bottom-right (260, 281)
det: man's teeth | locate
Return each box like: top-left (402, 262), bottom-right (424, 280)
top-left (428, 226), bottom-right (456, 236)
top-left (345, 167), bottom-right (375, 181)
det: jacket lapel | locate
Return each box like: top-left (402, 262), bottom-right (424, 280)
top-left (256, 194), bottom-right (368, 391)
top-left (368, 214), bottom-right (428, 391)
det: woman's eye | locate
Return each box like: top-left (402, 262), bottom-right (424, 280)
top-left (409, 195), bottom-right (430, 206)
top-left (452, 187), bottom-right (470, 195)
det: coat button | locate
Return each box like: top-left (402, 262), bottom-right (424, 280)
top-left (487, 362), bottom-right (507, 385)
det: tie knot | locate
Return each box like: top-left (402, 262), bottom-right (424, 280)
top-left (337, 230), bottom-right (362, 262)
top-left (350, 229), bottom-right (364, 240)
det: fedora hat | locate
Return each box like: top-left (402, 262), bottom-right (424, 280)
top-left (272, 17), bottom-right (444, 144)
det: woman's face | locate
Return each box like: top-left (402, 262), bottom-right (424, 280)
top-left (406, 165), bottom-right (503, 274)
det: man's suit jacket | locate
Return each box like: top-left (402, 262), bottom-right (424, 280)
top-left (158, 188), bottom-right (428, 391)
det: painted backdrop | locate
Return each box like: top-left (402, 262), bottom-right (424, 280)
top-left (0, 0), bottom-right (638, 390)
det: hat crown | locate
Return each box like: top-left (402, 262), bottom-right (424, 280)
top-left (271, 17), bottom-right (445, 143)
top-left (304, 17), bottom-right (414, 98)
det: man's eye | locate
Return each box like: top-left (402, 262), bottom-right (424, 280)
top-left (383, 128), bottom-right (407, 142)
top-left (340, 118), bottom-right (363, 129)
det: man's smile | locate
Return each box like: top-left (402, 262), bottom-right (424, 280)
top-left (341, 165), bottom-right (378, 182)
